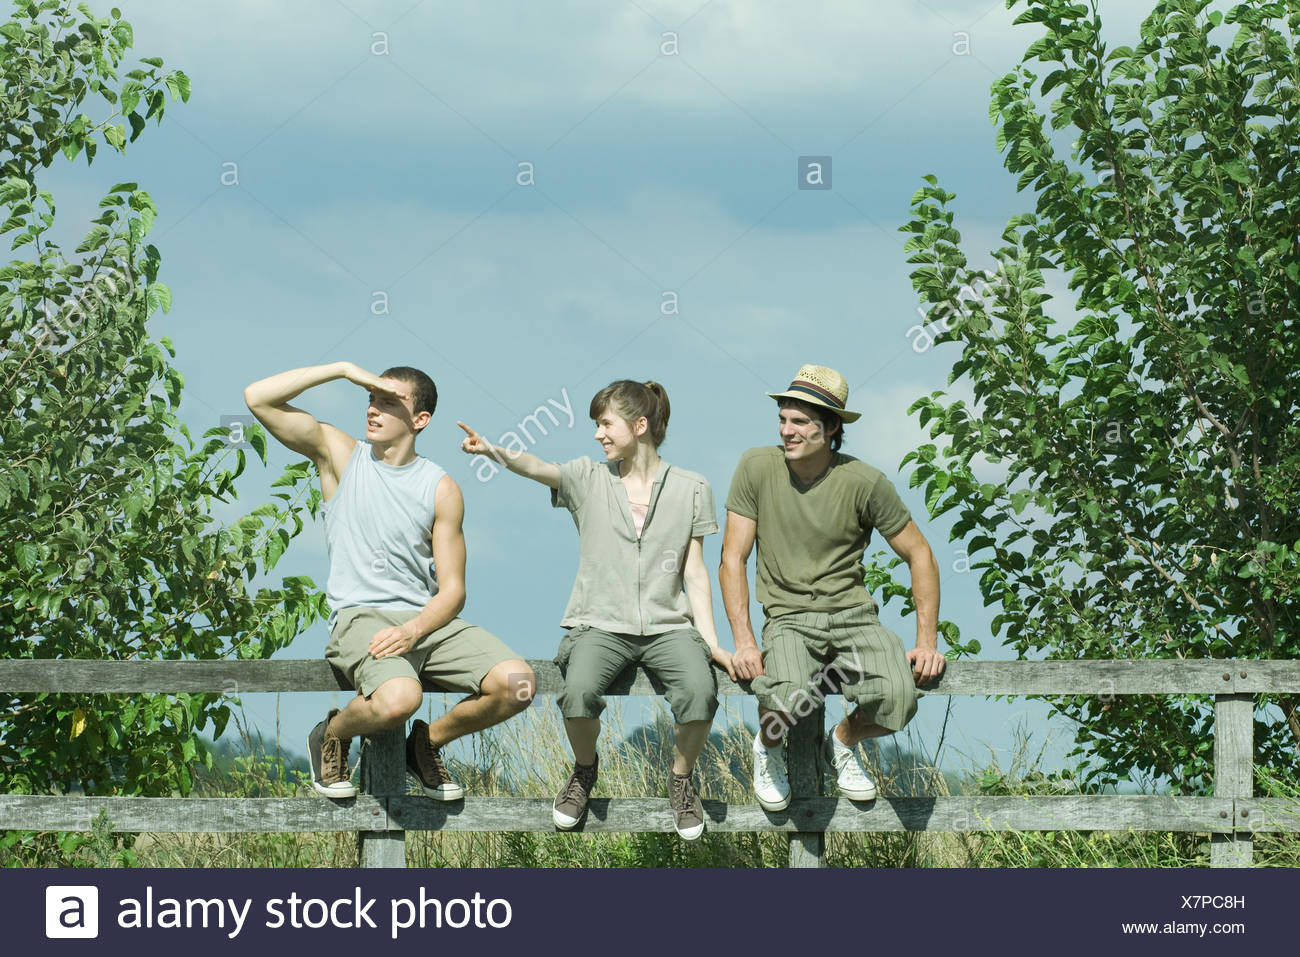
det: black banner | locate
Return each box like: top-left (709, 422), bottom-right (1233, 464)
top-left (13, 868), bottom-right (1290, 954)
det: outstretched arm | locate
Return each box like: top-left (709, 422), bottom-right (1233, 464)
top-left (884, 519), bottom-right (945, 684)
top-left (458, 421), bottom-right (561, 489)
top-left (368, 475), bottom-right (469, 657)
top-left (719, 510), bottom-right (763, 680)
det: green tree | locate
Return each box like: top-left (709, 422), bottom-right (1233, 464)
top-left (0, 0), bottom-right (326, 835)
top-left (897, 0), bottom-right (1299, 791)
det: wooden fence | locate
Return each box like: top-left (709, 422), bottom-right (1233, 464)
top-left (1, 658), bottom-right (1298, 868)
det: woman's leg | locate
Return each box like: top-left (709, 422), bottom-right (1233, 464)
top-left (672, 720), bottom-right (711, 774)
top-left (642, 629), bottom-right (719, 773)
top-left (557, 629), bottom-right (635, 763)
top-left (564, 717), bottom-right (601, 765)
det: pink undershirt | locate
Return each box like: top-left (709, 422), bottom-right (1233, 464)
top-left (629, 502), bottom-right (648, 537)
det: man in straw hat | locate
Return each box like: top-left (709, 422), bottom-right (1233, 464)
top-left (719, 364), bottom-right (945, 810)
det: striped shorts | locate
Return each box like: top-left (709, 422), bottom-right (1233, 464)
top-left (750, 603), bottom-right (918, 731)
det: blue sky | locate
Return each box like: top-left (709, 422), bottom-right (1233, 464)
top-left (37, 0), bottom-right (1156, 780)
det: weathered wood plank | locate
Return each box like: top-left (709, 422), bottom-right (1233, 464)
top-left (0, 659), bottom-right (352, 693)
top-left (786, 707), bottom-right (825, 867)
top-left (0, 795), bottom-right (1233, 833)
top-left (357, 830), bottom-right (405, 867)
top-left (0, 795), bottom-right (385, 832)
top-left (358, 727), bottom-right (406, 867)
top-left (0, 659), bottom-right (708, 694)
top-left (1, 658), bottom-right (1297, 695)
top-left (1231, 659), bottom-right (1300, 693)
top-left (386, 795), bottom-right (1233, 834)
top-left (1236, 797), bottom-right (1300, 833)
top-left (359, 728), bottom-right (407, 798)
top-left (918, 659), bottom-right (1290, 695)
top-left (1211, 693), bottom-right (1254, 867)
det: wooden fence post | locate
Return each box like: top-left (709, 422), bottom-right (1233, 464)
top-left (358, 725), bottom-right (406, 867)
top-left (787, 705), bottom-right (825, 868)
top-left (1211, 692), bottom-right (1253, 867)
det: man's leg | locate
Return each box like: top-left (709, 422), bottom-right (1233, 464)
top-left (835, 712), bottom-right (894, 746)
top-left (821, 607), bottom-right (919, 799)
top-left (406, 621), bottom-right (536, 800)
top-left (748, 614), bottom-right (833, 811)
top-left (423, 658), bottom-right (536, 749)
top-left (828, 607), bottom-right (918, 747)
top-left (308, 677), bottom-right (421, 799)
top-left (412, 617), bottom-right (537, 747)
top-left (330, 676), bottom-right (423, 739)
top-left (758, 707), bottom-right (796, 747)
top-left (315, 607), bottom-right (430, 797)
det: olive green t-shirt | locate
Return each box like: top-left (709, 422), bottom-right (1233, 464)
top-left (724, 446), bottom-right (911, 618)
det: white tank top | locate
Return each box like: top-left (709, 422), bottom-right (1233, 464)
top-left (323, 441), bottom-right (446, 624)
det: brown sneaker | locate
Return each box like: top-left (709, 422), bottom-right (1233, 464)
top-left (406, 719), bottom-right (465, 801)
top-left (553, 755), bottom-right (599, 829)
top-left (307, 708), bottom-right (356, 798)
top-left (669, 770), bottom-right (705, 840)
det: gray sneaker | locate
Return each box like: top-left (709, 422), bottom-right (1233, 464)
top-left (669, 770), bottom-right (705, 841)
top-left (307, 708), bottom-right (356, 799)
top-left (406, 719), bottom-right (465, 801)
top-left (553, 756), bottom-right (599, 829)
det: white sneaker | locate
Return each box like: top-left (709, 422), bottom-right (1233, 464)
top-left (752, 735), bottom-right (790, 811)
top-left (825, 733), bottom-right (877, 801)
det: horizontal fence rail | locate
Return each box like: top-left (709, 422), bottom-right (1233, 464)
top-left (0, 795), bottom-right (1242, 833)
top-left (2, 659), bottom-right (1298, 868)
top-left (2, 657), bottom-right (1299, 694)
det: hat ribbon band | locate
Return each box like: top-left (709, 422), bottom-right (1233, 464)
top-left (787, 381), bottom-right (845, 410)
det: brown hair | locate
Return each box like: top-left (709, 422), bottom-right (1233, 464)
top-left (589, 380), bottom-right (670, 447)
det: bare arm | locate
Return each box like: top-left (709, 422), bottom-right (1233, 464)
top-left (682, 535), bottom-right (735, 679)
top-left (368, 475), bottom-right (468, 657)
top-left (458, 421), bottom-right (561, 489)
top-left (884, 519), bottom-right (945, 683)
top-left (243, 361), bottom-right (394, 493)
top-left (719, 510), bottom-right (763, 680)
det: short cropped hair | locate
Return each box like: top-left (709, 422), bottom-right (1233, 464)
top-left (381, 366), bottom-right (438, 427)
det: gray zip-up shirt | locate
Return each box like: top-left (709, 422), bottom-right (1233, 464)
top-left (551, 456), bottom-right (718, 635)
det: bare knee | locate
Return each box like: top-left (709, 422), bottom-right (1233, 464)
top-left (482, 660), bottom-right (536, 714)
top-left (370, 679), bottom-right (422, 726)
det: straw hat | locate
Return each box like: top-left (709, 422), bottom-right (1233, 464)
top-left (767, 364), bottom-right (861, 423)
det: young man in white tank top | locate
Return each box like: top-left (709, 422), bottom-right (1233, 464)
top-left (245, 361), bottom-right (535, 799)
